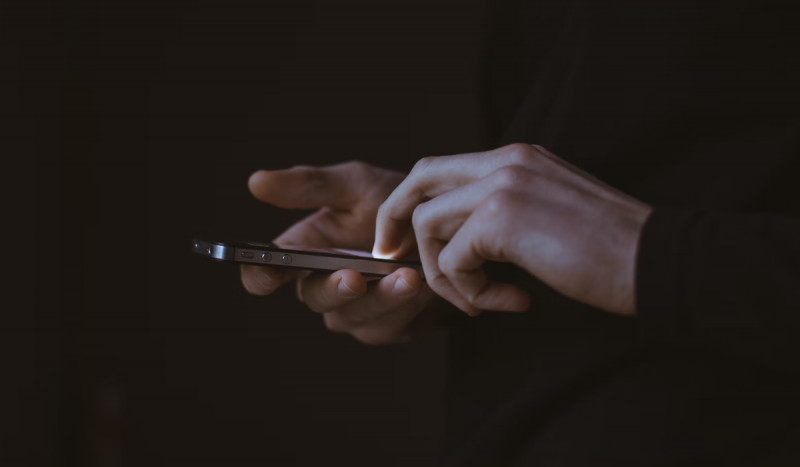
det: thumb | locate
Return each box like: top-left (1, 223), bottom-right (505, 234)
top-left (248, 162), bottom-right (367, 210)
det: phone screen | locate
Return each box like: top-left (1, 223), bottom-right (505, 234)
top-left (239, 240), bottom-right (378, 259)
top-left (272, 242), bottom-right (375, 259)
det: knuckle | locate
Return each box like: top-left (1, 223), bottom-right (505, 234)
top-left (483, 189), bottom-right (520, 215)
top-left (437, 251), bottom-right (458, 277)
top-left (505, 143), bottom-right (540, 167)
top-left (323, 313), bottom-right (349, 334)
top-left (343, 160), bottom-right (371, 177)
top-left (411, 156), bottom-right (436, 174)
top-left (491, 165), bottom-right (533, 187)
top-left (411, 202), bottom-right (430, 230)
top-left (291, 165), bottom-right (324, 186)
top-left (430, 273), bottom-right (451, 289)
top-left (290, 164), bottom-right (315, 175)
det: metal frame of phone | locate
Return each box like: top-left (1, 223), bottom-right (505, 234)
top-left (191, 238), bottom-right (425, 279)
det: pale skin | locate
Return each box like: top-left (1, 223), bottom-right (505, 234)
top-left (241, 143), bottom-right (653, 344)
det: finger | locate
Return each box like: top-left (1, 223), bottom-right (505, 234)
top-left (438, 208), bottom-right (531, 312)
top-left (344, 286), bottom-right (438, 346)
top-left (408, 167), bottom-right (535, 316)
top-left (241, 264), bottom-right (298, 296)
top-left (248, 161), bottom-right (371, 211)
top-left (295, 271), bottom-right (312, 303)
top-left (273, 208), bottom-right (348, 248)
top-left (322, 268), bottom-right (423, 332)
top-left (416, 231), bottom-right (482, 316)
top-left (373, 145), bottom-right (526, 258)
top-left (373, 152), bottom-right (495, 258)
top-left (274, 206), bottom-right (378, 253)
top-left (241, 211), bottom-right (343, 297)
top-left (412, 165), bottom-right (536, 242)
top-left (299, 269), bottom-right (368, 313)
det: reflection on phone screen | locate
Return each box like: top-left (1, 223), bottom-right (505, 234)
top-left (270, 242), bottom-right (375, 259)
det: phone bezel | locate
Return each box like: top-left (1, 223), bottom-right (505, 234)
top-left (191, 237), bottom-right (424, 279)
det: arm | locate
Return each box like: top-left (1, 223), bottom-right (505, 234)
top-left (637, 208), bottom-right (800, 372)
top-left (374, 142), bottom-right (800, 373)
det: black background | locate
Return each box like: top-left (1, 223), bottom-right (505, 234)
top-left (11, 0), bottom-right (490, 465)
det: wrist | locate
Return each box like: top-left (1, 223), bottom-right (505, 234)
top-left (611, 204), bottom-right (654, 316)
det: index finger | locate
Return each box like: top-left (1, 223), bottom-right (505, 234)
top-left (437, 208), bottom-right (530, 312)
top-left (372, 146), bottom-right (519, 259)
top-left (248, 161), bottom-right (372, 211)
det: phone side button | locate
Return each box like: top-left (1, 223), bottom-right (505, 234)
top-left (261, 252), bottom-right (272, 262)
top-left (282, 254), bottom-right (292, 264)
top-left (241, 251), bottom-right (254, 259)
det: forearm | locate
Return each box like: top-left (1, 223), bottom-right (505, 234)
top-left (636, 207), bottom-right (800, 372)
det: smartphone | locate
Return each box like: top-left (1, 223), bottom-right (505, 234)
top-left (191, 237), bottom-right (425, 279)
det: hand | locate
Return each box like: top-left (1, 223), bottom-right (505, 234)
top-left (241, 162), bottom-right (451, 345)
top-left (373, 143), bottom-right (653, 317)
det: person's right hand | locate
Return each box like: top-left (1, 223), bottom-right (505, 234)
top-left (241, 161), bottom-right (452, 345)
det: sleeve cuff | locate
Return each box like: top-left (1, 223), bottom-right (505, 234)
top-left (635, 207), bottom-right (706, 343)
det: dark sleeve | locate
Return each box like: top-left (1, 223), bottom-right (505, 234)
top-left (636, 207), bottom-right (800, 372)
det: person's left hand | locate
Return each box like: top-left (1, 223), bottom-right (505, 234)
top-left (372, 143), bottom-right (653, 317)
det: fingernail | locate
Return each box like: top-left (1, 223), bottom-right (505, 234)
top-left (372, 245), bottom-right (395, 260)
top-left (337, 278), bottom-right (361, 298)
top-left (392, 276), bottom-right (416, 296)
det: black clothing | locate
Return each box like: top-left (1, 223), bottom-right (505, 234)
top-left (444, 1), bottom-right (800, 465)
